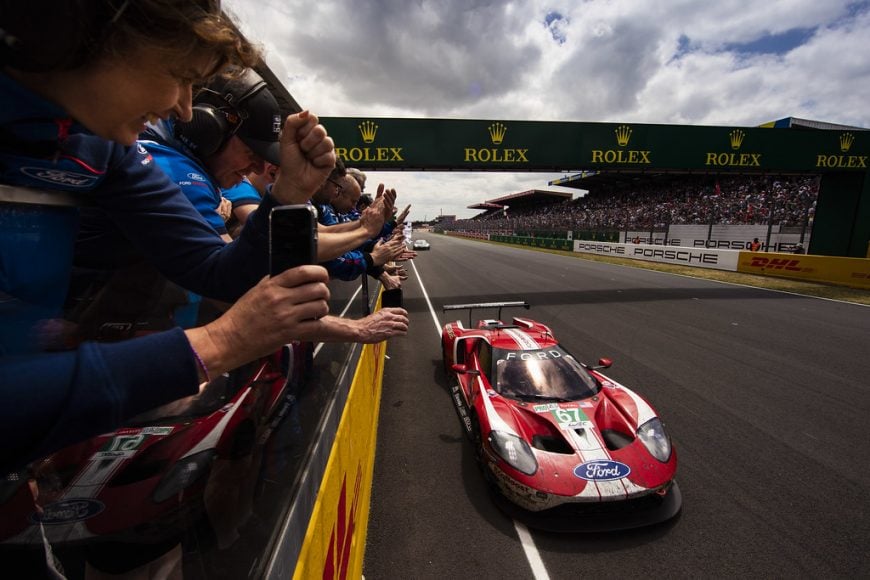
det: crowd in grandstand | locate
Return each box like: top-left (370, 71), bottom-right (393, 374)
top-left (454, 175), bottom-right (819, 232)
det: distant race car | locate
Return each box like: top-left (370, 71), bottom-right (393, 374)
top-left (412, 239), bottom-right (431, 250)
top-left (441, 302), bottom-right (681, 531)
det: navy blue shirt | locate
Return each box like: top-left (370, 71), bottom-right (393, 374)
top-left (0, 71), bottom-right (277, 472)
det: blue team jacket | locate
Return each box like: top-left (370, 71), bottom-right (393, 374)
top-left (0, 71), bottom-right (277, 472)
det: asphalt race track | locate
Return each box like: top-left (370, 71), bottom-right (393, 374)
top-left (363, 234), bottom-right (870, 580)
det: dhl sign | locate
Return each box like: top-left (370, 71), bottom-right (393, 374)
top-left (737, 252), bottom-right (870, 290)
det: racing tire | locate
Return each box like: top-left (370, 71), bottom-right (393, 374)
top-left (441, 342), bottom-right (450, 376)
top-left (470, 413), bottom-right (484, 463)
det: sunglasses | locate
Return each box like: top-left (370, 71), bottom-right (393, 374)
top-left (327, 178), bottom-right (344, 194)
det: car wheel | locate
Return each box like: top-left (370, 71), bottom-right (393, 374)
top-left (470, 413), bottom-right (498, 488)
top-left (441, 342), bottom-right (450, 375)
top-left (470, 413), bottom-right (484, 463)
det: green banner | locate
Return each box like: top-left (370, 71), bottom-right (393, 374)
top-left (321, 117), bottom-right (868, 173)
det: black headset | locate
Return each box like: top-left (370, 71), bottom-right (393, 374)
top-left (174, 70), bottom-right (268, 159)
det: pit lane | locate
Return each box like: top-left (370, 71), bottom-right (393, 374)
top-left (364, 234), bottom-right (870, 579)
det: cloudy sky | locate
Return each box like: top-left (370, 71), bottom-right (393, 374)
top-left (225, 0), bottom-right (870, 221)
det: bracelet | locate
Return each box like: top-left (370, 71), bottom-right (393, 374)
top-left (190, 344), bottom-right (210, 384)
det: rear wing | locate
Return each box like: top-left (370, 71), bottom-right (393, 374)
top-left (442, 301), bottom-right (530, 327)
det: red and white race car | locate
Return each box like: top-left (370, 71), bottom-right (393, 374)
top-left (441, 302), bottom-right (681, 531)
top-left (0, 342), bottom-right (311, 571)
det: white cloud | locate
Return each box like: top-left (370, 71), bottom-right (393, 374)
top-left (225, 0), bottom-right (870, 221)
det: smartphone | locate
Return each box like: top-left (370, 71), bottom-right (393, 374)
top-left (269, 204), bottom-right (318, 276)
top-left (381, 288), bottom-right (403, 309)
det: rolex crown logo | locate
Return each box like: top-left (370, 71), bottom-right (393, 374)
top-left (358, 120), bottom-right (378, 144)
top-left (488, 122), bottom-right (507, 145)
top-left (729, 129), bottom-right (746, 150)
top-left (840, 132), bottom-right (855, 153)
top-left (614, 125), bottom-right (632, 147)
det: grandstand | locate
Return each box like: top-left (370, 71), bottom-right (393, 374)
top-left (467, 189), bottom-right (573, 220)
top-left (458, 174), bottom-right (816, 229)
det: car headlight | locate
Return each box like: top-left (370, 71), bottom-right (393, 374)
top-left (489, 431), bottom-right (538, 475)
top-left (637, 418), bottom-right (672, 462)
top-left (152, 450), bottom-right (216, 503)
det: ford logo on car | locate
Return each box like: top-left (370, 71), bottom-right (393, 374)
top-left (31, 499), bottom-right (105, 524)
top-left (574, 460), bottom-right (631, 481)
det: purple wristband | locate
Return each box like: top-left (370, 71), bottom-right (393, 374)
top-left (190, 345), bottom-right (210, 383)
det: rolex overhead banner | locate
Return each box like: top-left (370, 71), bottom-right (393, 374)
top-left (320, 117), bottom-right (868, 173)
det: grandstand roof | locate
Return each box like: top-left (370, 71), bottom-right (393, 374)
top-left (549, 171), bottom-right (686, 191)
top-left (479, 189), bottom-right (572, 208)
top-left (468, 202), bottom-right (505, 210)
top-left (758, 117), bottom-right (867, 131)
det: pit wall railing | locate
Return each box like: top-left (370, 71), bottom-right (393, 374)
top-left (266, 287), bottom-right (389, 579)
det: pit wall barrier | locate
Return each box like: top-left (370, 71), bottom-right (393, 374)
top-left (444, 231), bottom-right (489, 240)
top-left (571, 240), bottom-right (870, 290)
top-left (286, 296), bottom-right (387, 580)
top-left (574, 240), bottom-right (740, 271)
top-left (490, 234), bottom-right (574, 251)
top-left (736, 252), bottom-right (870, 290)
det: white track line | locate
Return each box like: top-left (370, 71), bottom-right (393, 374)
top-left (412, 257), bottom-right (551, 580)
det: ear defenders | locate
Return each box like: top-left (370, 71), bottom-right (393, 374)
top-left (174, 69), bottom-right (268, 159)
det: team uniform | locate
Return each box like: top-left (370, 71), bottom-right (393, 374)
top-left (314, 202), bottom-right (370, 281)
top-left (0, 71), bottom-right (278, 472)
top-left (138, 119), bottom-right (229, 235)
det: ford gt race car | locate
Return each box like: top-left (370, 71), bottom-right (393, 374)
top-left (441, 302), bottom-right (681, 531)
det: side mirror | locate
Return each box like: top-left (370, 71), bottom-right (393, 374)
top-left (589, 357), bottom-right (612, 370)
top-left (452, 364), bottom-right (480, 376)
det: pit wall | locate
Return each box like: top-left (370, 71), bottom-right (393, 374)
top-left (289, 302), bottom-right (387, 580)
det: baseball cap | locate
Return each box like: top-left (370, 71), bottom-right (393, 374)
top-left (233, 85), bottom-right (283, 166)
top-left (200, 69), bottom-right (283, 166)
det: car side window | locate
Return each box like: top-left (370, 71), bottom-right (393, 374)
top-left (455, 338), bottom-right (468, 366)
top-left (475, 342), bottom-right (493, 382)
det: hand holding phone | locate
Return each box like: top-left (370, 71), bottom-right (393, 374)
top-left (270, 205), bottom-right (318, 276)
top-left (381, 288), bottom-right (403, 309)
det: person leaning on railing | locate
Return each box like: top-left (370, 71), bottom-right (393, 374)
top-left (0, 0), bottom-right (409, 474)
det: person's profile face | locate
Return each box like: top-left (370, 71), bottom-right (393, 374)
top-left (333, 177), bottom-right (361, 213)
top-left (206, 136), bottom-right (266, 189)
top-left (68, 47), bottom-right (218, 146)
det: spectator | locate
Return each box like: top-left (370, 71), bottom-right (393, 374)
top-left (138, 68), bottom-right (278, 243)
top-left (0, 0), bottom-right (408, 473)
top-left (358, 193), bottom-right (374, 212)
top-left (451, 174), bottom-right (819, 234)
top-left (316, 173), bottom-right (407, 283)
top-left (221, 163), bottom-right (278, 238)
top-left (223, 162), bottom-right (281, 239)
top-left (346, 167), bottom-right (367, 193)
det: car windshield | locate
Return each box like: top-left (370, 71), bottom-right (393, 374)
top-left (493, 346), bottom-right (599, 401)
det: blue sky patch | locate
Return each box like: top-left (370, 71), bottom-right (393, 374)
top-left (724, 27), bottom-right (817, 56)
top-left (544, 11), bottom-right (567, 44)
